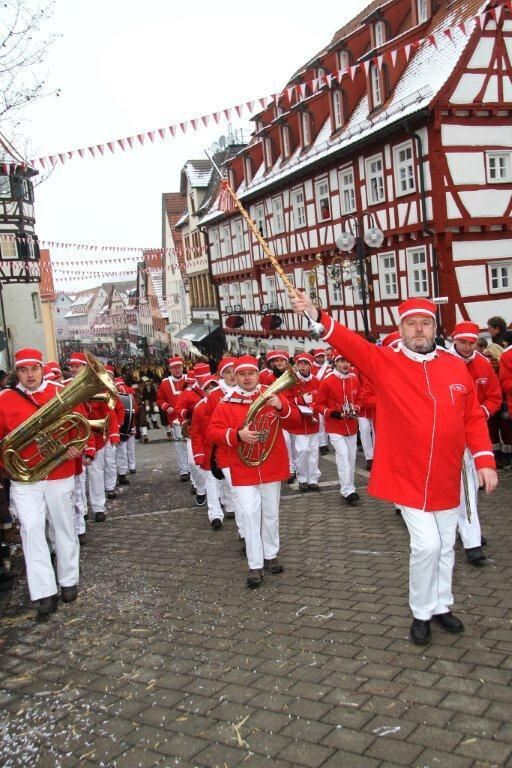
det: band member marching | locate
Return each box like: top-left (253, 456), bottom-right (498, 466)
top-left (190, 376), bottom-right (225, 528)
top-left (174, 369), bottom-right (207, 506)
top-left (312, 348), bottom-right (332, 455)
top-left (156, 356), bottom-right (189, 481)
top-left (115, 376), bottom-right (139, 483)
top-left (315, 353), bottom-right (361, 506)
top-left (448, 322), bottom-right (502, 565)
top-left (285, 352), bottom-right (321, 492)
top-left (103, 365), bottom-right (125, 499)
top-left (208, 355), bottom-right (301, 588)
top-left (257, 350), bottom-right (296, 481)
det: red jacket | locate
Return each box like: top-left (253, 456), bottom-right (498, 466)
top-left (448, 348), bottom-right (502, 419)
top-left (88, 396), bottom-right (123, 451)
top-left (174, 385), bottom-right (204, 424)
top-left (320, 312), bottom-right (495, 511)
top-left (207, 386), bottom-right (302, 485)
top-left (314, 361), bottom-right (333, 382)
top-left (499, 346), bottom-right (512, 415)
top-left (204, 384), bottom-right (234, 469)
top-left (258, 368), bottom-right (276, 386)
top-left (284, 374), bottom-right (320, 435)
top-left (156, 376), bottom-right (186, 419)
top-left (0, 381), bottom-right (96, 481)
top-left (315, 371), bottom-right (361, 436)
top-left (353, 369), bottom-right (374, 419)
top-left (190, 397), bottom-right (211, 469)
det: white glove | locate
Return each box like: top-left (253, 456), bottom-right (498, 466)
top-left (303, 393), bottom-right (313, 404)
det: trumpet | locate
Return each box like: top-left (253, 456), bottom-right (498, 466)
top-left (342, 398), bottom-right (359, 419)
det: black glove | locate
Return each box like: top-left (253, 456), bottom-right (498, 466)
top-left (330, 410), bottom-right (343, 420)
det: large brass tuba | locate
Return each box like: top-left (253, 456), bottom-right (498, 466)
top-left (238, 364), bottom-right (300, 467)
top-left (1, 352), bottom-right (118, 483)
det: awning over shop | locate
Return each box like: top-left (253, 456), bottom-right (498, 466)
top-left (174, 322), bottom-right (220, 343)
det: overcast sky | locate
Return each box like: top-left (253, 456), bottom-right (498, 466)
top-left (22, 0), bottom-right (370, 288)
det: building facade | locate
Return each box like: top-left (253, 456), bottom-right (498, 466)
top-left (200, 0), bottom-right (511, 355)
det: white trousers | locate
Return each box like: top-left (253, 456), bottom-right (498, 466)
top-left (236, 481), bottom-right (281, 570)
top-left (74, 472), bottom-right (87, 535)
top-left (400, 505), bottom-right (459, 621)
top-left (283, 430), bottom-right (296, 474)
top-left (205, 470), bottom-right (223, 522)
top-left (222, 467), bottom-right (242, 537)
top-left (11, 476), bottom-right (79, 601)
top-left (187, 440), bottom-right (206, 495)
top-left (357, 416), bottom-right (375, 461)
top-left (457, 450), bottom-right (482, 549)
top-left (88, 445), bottom-right (106, 514)
top-left (116, 435), bottom-right (136, 475)
top-left (173, 424), bottom-right (189, 476)
top-left (104, 441), bottom-right (117, 491)
top-left (318, 414), bottom-right (328, 448)
top-left (329, 433), bottom-right (357, 497)
top-left (294, 433), bottom-right (321, 484)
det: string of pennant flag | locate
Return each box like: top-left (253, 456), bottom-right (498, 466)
top-left (1, 1), bottom-right (507, 174)
top-left (1, 233), bottom-right (208, 259)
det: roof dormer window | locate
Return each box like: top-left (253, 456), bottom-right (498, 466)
top-left (281, 125), bottom-right (291, 158)
top-left (264, 137), bottom-right (273, 169)
top-left (228, 168), bottom-right (236, 189)
top-left (370, 63), bottom-right (383, 108)
top-left (244, 157), bottom-right (253, 184)
top-left (337, 50), bottom-right (351, 73)
top-left (315, 66), bottom-right (326, 81)
top-left (331, 89), bottom-right (346, 131)
top-left (416, 0), bottom-right (429, 23)
top-left (256, 119), bottom-right (265, 133)
top-left (374, 20), bottom-right (387, 48)
top-left (275, 104), bottom-right (284, 117)
top-left (301, 112), bottom-right (312, 148)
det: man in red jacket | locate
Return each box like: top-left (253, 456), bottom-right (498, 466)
top-left (312, 349), bottom-right (332, 455)
top-left (292, 292), bottom-right (498, 645)
top-left (449, 322), bottom-right (502, 566)
top-left (156, 356), bottom-right (189, 480)
top-left (315, 354), bottom-right (361, 506)
top-left (208, 355), bottom-right (301, 588)
top-left (174, 372), bottom-right (207, 505)
top-left (285, 352), bottom-right (321, 492)
top-left (259, 350), bottom-right (296, 481)
top-left (0, 349), bottom-right (93, 619)
top-left (115, 376), bottom-right (138, 481)
top-left (190, 376), bottom-right (225, 529)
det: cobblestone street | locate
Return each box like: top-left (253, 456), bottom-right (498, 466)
top-left (1, 436), bottom-right (512, 768)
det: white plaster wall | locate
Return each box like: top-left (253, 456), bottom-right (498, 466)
top-left (467, 38), bottom-right (495, 69)
top-left (459, 189), bottom-right (511, 217)
top-left (465, 298), bottom-right (512, 327)
top-left (3, 283), bottom-right (48, 359)
top-left (450, 74), bottom-right (486, 104)
top-left (483, 77), bottom-right (499, 102)
top-left (442, 124), bottom-right (512, 147)
top-left (453, 238), bottom-right (512, 261)
top-left (455, 265), bottom-right (487, 297)
top-left (446, 153), bottom-right (486, 185)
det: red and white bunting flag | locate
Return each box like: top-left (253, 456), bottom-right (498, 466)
top-left (376, 54), bottom-right (384, 71)
top-left (126, 137), bottom-right (134, 148)
top-left (478, 12), bottom-right (487, 30)
top-left (258, 97), bottom-right (267, 108)
top-left (117, 138), bottom-right (126, 151)
top-left (390, 48), bottom-right (398, 65)
top-left (311, 77), bottom-right (319, 93)
top-left (299, 83), bottom-right (307, 99)
top-left (286, 86), bottom-right (295, 102)
top-left (88, 147), bottom-right (96, 157)
top-left (223, 108), bottom-right (231, 120)
top-left (190, 118), bottom-right (198, 130)
top-left (169, 125), bottom-right (176, 136)
top-left (363, 60), bottom-right (371, 76)
top-left (213, 111), bottom-right (221, 124)
top-left (136, 134), bottom-right (145, 145)
top-left (404, 44), bottom-right (413, 61)
top-left (457, 20), bottom-right (472, 37)
top-left (147, 131), bottom-right (155, 142)
top-left (444, 27), bottom-right (454, 43)
top-left (235, 104), bottom-right (243, 118)
top-left (180, 122), bottom-right (188, 133)
top-left (326, 73), bottom-right (335, 88)
top-left (158, 127), bottom-right (166, 139)
top-left (107, 141), bottom-right (115, 153)
top-left (58, 153), bottom-right (66, 163)
top-left (96, 144), bottom-right (104, 155)
top-left (427, 33), bottom-right (438, 48)
top-left (349, 64), bottom-right (358, 81)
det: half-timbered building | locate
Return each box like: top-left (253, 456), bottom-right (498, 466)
top-left (201, 0), bottom-right (512, 354)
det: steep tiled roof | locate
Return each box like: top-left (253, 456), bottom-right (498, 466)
top-left (183, 160), bottom-right (213, 189)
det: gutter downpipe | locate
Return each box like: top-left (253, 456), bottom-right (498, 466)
top-left (198, 225), bottom-right (226, 356)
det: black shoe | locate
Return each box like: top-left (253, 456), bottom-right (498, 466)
top-left (298, 482), bottom-right (309, 492)
top-left (143, 437), bottom-right (149, 444)
top-left (211, 518), bottom-right (223, 530)
top-left (308, 484), bottom-right (320, 492)
top-left (344, 493), bottom-right (359, 506)
top-left (118, 475), bottom-right (130, 486)
top-left (481, 535), bottom-right (487, 547)
top-left (180, 473), bottom-right (190, 482)
top-left (106, 491), bottom-right (117, 500)
top-left (61, 585), bottom-right (78, 603)
top-left (0, 570), bottom-right (14, 592)
top-left (224, 511), bottom-right (235, 520)
top-left (433, 612), bottom-right (464, 633)
top-left (287, 472), bottom-right (296, 485)
top-left (94, 511), bottom-right (107, 522)
top-left (191, 485), bottom-right (197, 495)
top-left (129, 469), bottom-right (136, 475)
top-left (239, 536), bottom-right (246, 553)
top-left (465, 546), bottom-right (486, 565)
top-left (196, 494), bottom-right (206, 507)
top-left (365, 459), bottom-right (373, 470)
top-left (35, 594), bottom-right (58, 620)
top-left (352, 492), bottom-right (360, 500)
top-left (319, 446), bottom-right (330, 456)
top-left (78, 533), bottom-right (87, 546)
top-left (395, 506), bottom-right (402, 515)
top-left (264, 558), bottom-right (284, 574)
top-left (83, 513), bottom-right (89, 521)
top-left (247, 569), bottom-right (262, 588)
top-left (410, 618), bottom-right (431, 644)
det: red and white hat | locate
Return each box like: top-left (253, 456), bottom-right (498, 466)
top-left (114, 376), bottom-right (125, 385)
top-left (104, 364), bottom-right (114, 375)
top-left (218, 356), bottom-right (236, 376)
top-left (382, 331), bottom-right (401, 348)
top-left (168, 356), bottom-right (183, 368)
top-left (185, 371), bottom-right (196, 384)
top-left (46, 361), bottom-right (62, 376)
top-left (398, 298), bottom-right (436, 321)
top-left (266, 350), bottom-right (288, 363)
top-left (14, 348), bottom-right (43, 367)
top-left (334, 353), bottom-right (348, 363)
top-left (202, 375), bottom-right (219, 390)
top-left (43, 363), bottom-right (57, 380)
top-left (193, 363), bottom-right (211, 379)
top-left (452, 321), bottom-right (479, 341)
top-left (295, 352), bottom-right (313, 365)
top-left (313, 348), bottom-right (326, 359)
top-left (235, 355), bottom-right (259, 373)
top-left (69, 351), bottom-right (87, 366)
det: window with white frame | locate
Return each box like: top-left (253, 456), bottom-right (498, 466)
top-left (244, 157), bottom-right (252, 183)
top-left (489, 261), bottom-right (512, 293)
top-left (0, 237), bottom-right (17, 259)
top-left (315, 66), bottom-right (326, 80)
top-left (394, 141), bottom-right (416, 196)
top-left (256, 120), bottom-right (265, 133)
top-left (272, 196), bottom-right (284, 234)
top-left (301, 112), bottom-right (312, 146)
top-left (337, 50), bottom-right (350, 72)
top-left (221, 224), bottom-right (232, 257)
top-left (379, 253), bottom-right (398, 299)
top-left (291, 187), bottom-right (306, 228)
top-left (486, 152), bottom-right (512, 183)
top-left (264, 137), bottom-right (273, 168)
top-left (275, 104), bottom-right (284, 117)
top-left (281, 125), bottom-right (291, 158)
top-left (234, 219), bottom-right (244, 252)
top-left (210, 228), bottom-right (220, 259)
top-left (31, 292), bottom-right (41, 321)
top-left (243, 280), bottom-right (254, 310)
top-left (417, 0), bottom-right (429, 23)
top-left (265, 274), bottom-right (278, 307)
top-left (374, 20), bottom-right (386, 47)
top-left (407, 247), bottom-right (429, 296)
top-left (339, 165), bottom-right (356, 214)
top-left (315, 178), bottom-right (331, 220)
top-left (332, 90), bottom-right (344, 130)
top-left (370, 64), bottom-right (383, 108)
top-left (330, 280), bottom-right (343, 304)
top-left (231, 282), bottom-right (242, 307)
top-left (366, 154), bottom-right (385, 205)
top-left (255, 204), bottom-right (266, 237)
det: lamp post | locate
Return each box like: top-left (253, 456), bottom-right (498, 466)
top-left (334, 213), bottom-right (384, 337)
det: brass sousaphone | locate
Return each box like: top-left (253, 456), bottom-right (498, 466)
top-left (2, 352), bottom-right (118, 483)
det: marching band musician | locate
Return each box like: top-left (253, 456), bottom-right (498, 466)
top-left (448, 322), bottom-right (502, 565)
top-left (208, 355), bottom-right (302, 588)
top-left (114, 376), bottom-right (138, 483)
top-left (315, 353), bottom-right (361, 507)
top-left (0, 349), bottom-right (95, 619)
top-left (156, 356), bottom-right (189, 481)
top-left (258, 350), bottom-right (280, 386)
top-left (258, 350), bottom-right (296, 482)
top-left (174, 369), bottom-right (207, 506)
top-left (355, 368), bottom-right (375, 471)
top-left (312, 348), bottom-right (332, 456)
top-left (292, 292), bottom-right (498, 645)
top-left (285, 352), bottom-right (321, 492)
top-left (103, 365), bottom-right (125, 500)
